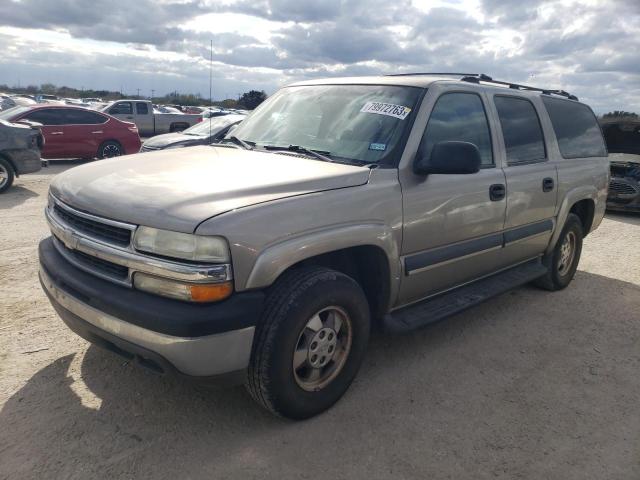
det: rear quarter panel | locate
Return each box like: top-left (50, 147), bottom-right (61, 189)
top-left (535, 103), bottom-right (609, 250)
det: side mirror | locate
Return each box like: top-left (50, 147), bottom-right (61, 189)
top-left (226, 124), bottom-right (238, 135)
top-left (414, 141), bottom-right (481, 175)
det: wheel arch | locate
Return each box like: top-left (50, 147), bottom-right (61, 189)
top-left (243, 224), bottom-right (400, 319)
top-left (547, 186), bottom-right (599, 254)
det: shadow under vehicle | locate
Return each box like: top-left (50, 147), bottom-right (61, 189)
top-left (601, 120), bottom-right (640, 212)
top-left (0, 118), bottom-right (43, 193)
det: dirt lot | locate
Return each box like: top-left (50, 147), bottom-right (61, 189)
top-left (1, 162), bottom-right (639, 480)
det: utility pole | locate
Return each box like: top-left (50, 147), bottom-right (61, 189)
top-left (137, 88), bottom-right (140, 98)
top-left (151, 89), bottom-right (155, 100)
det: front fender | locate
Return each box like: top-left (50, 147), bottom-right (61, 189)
top-left (244, 222), bottom-right (400, 298)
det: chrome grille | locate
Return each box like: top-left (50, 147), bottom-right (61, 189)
top-left (57, 238), bottom-right (129, 280)
top-left (53, 204), bottom-right (132, 246)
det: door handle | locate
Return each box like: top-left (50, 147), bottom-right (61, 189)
top-left (91, 131), bottom-right (103, 134)
top-left (126, 116), bottom-right (133, 119)
top-left (50, 131), bottom-right (63, 135)
top-left (489, 184), bottom-right (506, 201)
top-left (542, 177), bottom-right (555, 192)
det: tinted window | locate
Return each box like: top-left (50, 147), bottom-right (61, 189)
top-left (601, 122), bottom-right (640, 155)
top-left (64, 109), bottom-right (107, 125)
top-left (109, 102), bottom-right (133, 115)
top-left (494, 96), bottom-right (546, 164)
top-left (542, 97), bottom-right (606, 158)
top-left (420, 93), bottom-right (493, 166)
top-left (136, 102), bottom-right (149, 115)
top-left (23, 109), bottom-right (65, 125)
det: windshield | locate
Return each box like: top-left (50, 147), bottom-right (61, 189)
top-left (0, 106), bottom-right (30, 120)
top-left (230, 84), bottom-right (423, 165)
top-left (184, 115), bottom-right (243, 136)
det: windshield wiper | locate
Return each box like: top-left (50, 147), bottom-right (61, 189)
top-left (221, 136), bottom-right (254, 150)
top-left (264, 144), bottom-right (335, 163)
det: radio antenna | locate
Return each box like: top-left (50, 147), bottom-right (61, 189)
top-left (209, 39), bottom-right (213, 141)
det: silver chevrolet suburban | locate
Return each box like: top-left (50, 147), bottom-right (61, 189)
top-left (39, 74), bottom-right (609, 419)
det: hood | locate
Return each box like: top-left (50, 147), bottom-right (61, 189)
top-left (143, 132), bottom-right (203, 149)
top-left (50, 145), bottom-right (370, 232)
top-left (609, 152), bottom-right (640, 165)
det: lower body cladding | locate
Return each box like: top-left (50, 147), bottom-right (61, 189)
top-left (38, 237), bottom-right (264, 384)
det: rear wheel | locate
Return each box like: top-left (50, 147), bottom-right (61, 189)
top-left (98, 140), bottom-right (123, 159)
top-left (246, 267), bottom-right (370, 420)
top-left (534, 213), bottom-right (583, 291)
top-left (0, 157), bottom-right (15, 193)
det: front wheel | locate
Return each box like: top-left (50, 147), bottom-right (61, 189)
top-left (534, 213), bottom-right (583, 291)
top-left (0, 157), bottom-right (15, 193)
top-left (246, 267), bottom-right (370, 420)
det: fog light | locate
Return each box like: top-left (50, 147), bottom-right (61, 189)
top-left (134, 273), bottom-right (233, 303)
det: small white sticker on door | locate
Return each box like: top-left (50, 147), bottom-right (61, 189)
top-left (360, 102), bottom-right (412, 120)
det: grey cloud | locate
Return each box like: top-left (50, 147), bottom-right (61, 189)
top-left (0, 0), bottom-right (638, 113)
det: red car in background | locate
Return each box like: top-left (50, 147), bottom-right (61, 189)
top-left (0, 105), bottom-right (141, 159)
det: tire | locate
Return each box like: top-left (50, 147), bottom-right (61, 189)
top-left (246, 266), bottom-right (371, 420)
top-left (0, 157), bottom-right (15, 194)
top-left (534, 213), bottom-right (583, 291)
top-left (97, 140), bottom-right (123, 159)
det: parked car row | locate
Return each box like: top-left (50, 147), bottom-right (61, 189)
top-left (0, 105), bottom-right (141, 160)
top-left (140, 114), bottom-right (245, 151)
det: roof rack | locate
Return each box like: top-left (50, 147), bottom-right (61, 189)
top-left (385, 72), bottom-right (579, 101)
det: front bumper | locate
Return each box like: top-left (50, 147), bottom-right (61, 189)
top-left (39, 237), bottom-right (264, 382)
top-left (607, 176), bottom-right (640, 212)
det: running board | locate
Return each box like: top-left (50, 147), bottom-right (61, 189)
top-left (383, 259), bottom-right (547, 334)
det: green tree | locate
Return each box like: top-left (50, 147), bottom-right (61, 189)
top-left (238, 90), bottom-right (267, 110)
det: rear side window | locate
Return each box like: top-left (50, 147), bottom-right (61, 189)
top-left (64, 109), bottom-right (107, 125)
top-left (136, 102), bottom-right (149, 115)
top-left (421, 92), bottom-right (493, 166)
top-left (494, 96), bottom-right (546, 164)
top-left (23, 109), bottom-right (65, 126)
top-left (542, 97), bottom-right (606, 158)
top-left (109, 102), bottom-right (133, 115)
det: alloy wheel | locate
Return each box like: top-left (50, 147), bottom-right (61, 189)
top-left (0, 164), bottom-right (8, 189)
top-left (103, 144), bottom-right (122, 157)
top-left (293, 306), bottom-right (353, 392)
top-left (557, 230), bottom-right (576, 276)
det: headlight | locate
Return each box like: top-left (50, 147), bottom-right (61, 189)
top-left (133, 227), bottom-right (230, 263)
top-left (134, 273), bottom-right (233, 303)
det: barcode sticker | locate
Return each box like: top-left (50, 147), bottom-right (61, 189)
top-left (360, 102), bottom-right (412, 120)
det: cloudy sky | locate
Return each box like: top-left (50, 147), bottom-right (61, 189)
top-left (0, 0), bottom-right (638, 112)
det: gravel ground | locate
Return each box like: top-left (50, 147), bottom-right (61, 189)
top-left (1, 162), bottom-right (639, 480)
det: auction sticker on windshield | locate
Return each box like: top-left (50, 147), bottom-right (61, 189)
top-left (360, 102), bottom-right (412, 120)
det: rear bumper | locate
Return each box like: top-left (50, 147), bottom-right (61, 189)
top-left (4, 148), bottom-right (42, 175)
top-left (39, 237), bottom-right (264, 382)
